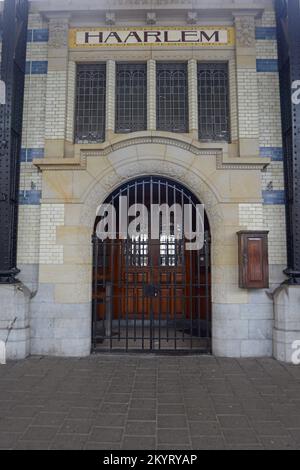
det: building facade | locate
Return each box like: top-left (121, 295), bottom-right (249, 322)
top-left (0, 0), bottom-right (298, 362)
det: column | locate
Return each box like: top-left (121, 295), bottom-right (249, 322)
top-left (106, 60), bottom-right (116, 136)
top-left (188, 59), bottom-right (198, 135)
top-left (147, 59), bottom-right (156, 131)
top-left (234, 13), bottom-right (259, 158)
top-left (44, 16), bottom-right (70, 158)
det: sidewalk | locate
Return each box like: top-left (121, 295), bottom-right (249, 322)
top-left (0, 356), bottom-right (300, 450)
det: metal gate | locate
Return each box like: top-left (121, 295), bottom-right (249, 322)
top-left (92, 177), bottom-right (212, 353)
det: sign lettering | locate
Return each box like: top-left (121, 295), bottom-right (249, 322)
top-left (69, 26), bottom-right (235, 48)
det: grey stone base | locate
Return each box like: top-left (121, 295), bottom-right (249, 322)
top-left (212, 301), bottom-right (273, 358)
top-left (0, 284), bottom-right (31, 360)
top-left (274, 285), bottom-right (300, 363)
top-left (30, 283), bottom-right (91, 357)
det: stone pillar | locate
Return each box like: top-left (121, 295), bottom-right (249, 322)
top-left (44, 16), bottom-right (70, 158)
top-left (234, 14), bottom-right (260, 159)
top-left (106, 60), bottom-right (116, 137)
top-left (274, 285), bottom-right (300, 363)
top-left (0, 285), bottom-right (31, 359)
top-left (147, 59), bottom-right (156, 131)
top-left (188, 59), bottom-right (198, 136)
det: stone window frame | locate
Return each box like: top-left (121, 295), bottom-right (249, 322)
top-left (68, 49), bottom-right (238, 149)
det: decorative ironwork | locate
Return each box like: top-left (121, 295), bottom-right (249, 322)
top-left (156, 63), bottom-right (189, 133)
top-left (115, 63), bottom-right (147, 133)
top-left (276, 0), bottom-right (300, 284)
top-left (198, 63), bottom-right (230, 141)
top-left (75, 64), bottom-right (106, 143)
top-left (92, 177), bottom-right (211, 353)
top-left (0, 0), bottom-right (28, 284)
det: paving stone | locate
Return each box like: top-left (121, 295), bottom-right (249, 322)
top-left (100, 403), bottom-right (128, 414)
top-left (190, 421), bottom-right (222, 437)
top-left (85, 442), bottom-right (121, 450)
top-left (14, 440), bottom-right (51, 450)
top-left (59, 419), bottom-right (93, 435)
top-left (22, 426), bottom-right (59, 441)
top-left (260, 436), bottom-right (299, 450)
top-left (158, 415), bottom-right (188, 429)
top-left (192, 437), bottom-right (225, 450)
top-left (157, 404), bottom-right (185, 415)
top-left (157, 429), bottom-right (191, 445)
top-left (0, 432), bottom-right (22, 449)
top-left (33, 412), bottom-right (68, 426)
top-left (94, 414), bottom-right (127, 427)
top-left (251, 421), bottom-right (290, 437)
top-left (0, 417), bottom-right (32, 433)
top-left (217, 415), bottom-right (251, 429)
top-left (128, 409), bottom-right (156, 421)
top-left (90, 427), bottom-right (123, 443)
top-left (0, 357), bottom-right (300, 450)
top-left (223, 429), bottom-right (260, 445)
top-left (125, 421), bottom-right (156, 436)
top-left (50, 435), bottom-right (87, 450)
top-left (122, 436), bottom-right (156, 450)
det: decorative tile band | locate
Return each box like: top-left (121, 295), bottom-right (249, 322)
top-left (256, 59), bottom-right (278, 72)
top-left (260, 147), bottom-right (283, 161)
top-left (262, 190), bottom-right (285, 205)
top-left (21, 148), bottom-right (45, 162)
top-left (27, 29), bottom-right (49, 42)
top-left (19, 190), bottom-right (41, 205)
top-left (255, 27), bottom-right (277, 40)
top-left (25, 61), bottom-right (48, 75)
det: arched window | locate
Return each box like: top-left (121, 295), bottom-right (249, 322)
top-left (116, 63), bottom-right (147, 133)
top-left (75, 64), bottom-right (106, 143)
top-left (156, 63), bottom-right (189, 133)
top-left (198, 63), bottom-right (230, 141)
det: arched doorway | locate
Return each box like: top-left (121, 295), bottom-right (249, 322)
top-left (92, 176), bottom-right (211, 353)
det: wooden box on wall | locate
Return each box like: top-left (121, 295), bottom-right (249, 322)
top-left (237, 231), bottom-right (269, 289)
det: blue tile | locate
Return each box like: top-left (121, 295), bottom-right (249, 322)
top-left (20, 149), bottom-right (27, 162)
top-left (31, 61), bottom-right (48, 74)
top-left (27, 29), bottom-right (33, 42)
top-left (255, 27), bottom-right (277, 40)
top-left (256, 59), bottom-right (278, 73)
top-left (19, 190), bottom-right (41, 205)
top-left (33, 29), bottom-right (49, 42)
top-left (263, 190), bottom-right (285, 205)
top-left (25, 62), bottom-right (31, 74)
top-left (26, 61), bottom-right (48, 75)
top-left (260, 147), bottom-right (283, 161)
top-left (21, 148), bottom-right (45, 162)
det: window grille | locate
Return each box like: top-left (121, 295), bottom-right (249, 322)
top-left (75, 64), bottom-right (106, 143)
top-left (116, 63), bottom-right (147, 133)
top-left (156, 63), bottom-right (189, 133)
top-left (197, 63), bottom-right (230, 141)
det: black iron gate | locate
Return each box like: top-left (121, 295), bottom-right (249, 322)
top-left (0, 0), bottom-right (28, 283)
top-left (91, 177), bottom-right (212, 353)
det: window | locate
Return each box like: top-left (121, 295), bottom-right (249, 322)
top-left (198, 63), bottom-right (230, 141)
top-left (156, 63), bottom-right (189, 133)
top-left (116, 63), bottom-right (147, 133)
top-left (75, 64), bottom-right (106, 143)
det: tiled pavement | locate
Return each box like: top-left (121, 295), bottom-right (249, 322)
top-left (0, 356), bottom-right (300, 450)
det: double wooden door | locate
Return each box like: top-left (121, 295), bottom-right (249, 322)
top-left (92, 234), bottom-right (211, 352)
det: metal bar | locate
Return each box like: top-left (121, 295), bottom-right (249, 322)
top-left (205, 232), bottom-right (211, 351)
top-left (0, 0), bottom-right (28, 283)
top-left (92, 177), bottom-right (212, 354)
top-left (276, 0), bottom-right (300, 284)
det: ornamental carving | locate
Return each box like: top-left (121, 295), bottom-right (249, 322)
top-left (49, 19), bottom-right (69, 49)
top-left (235, 16), bottom-right (255, 48)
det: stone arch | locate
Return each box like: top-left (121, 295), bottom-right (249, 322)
top-left (80, 141), bottom-right (224, 241)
